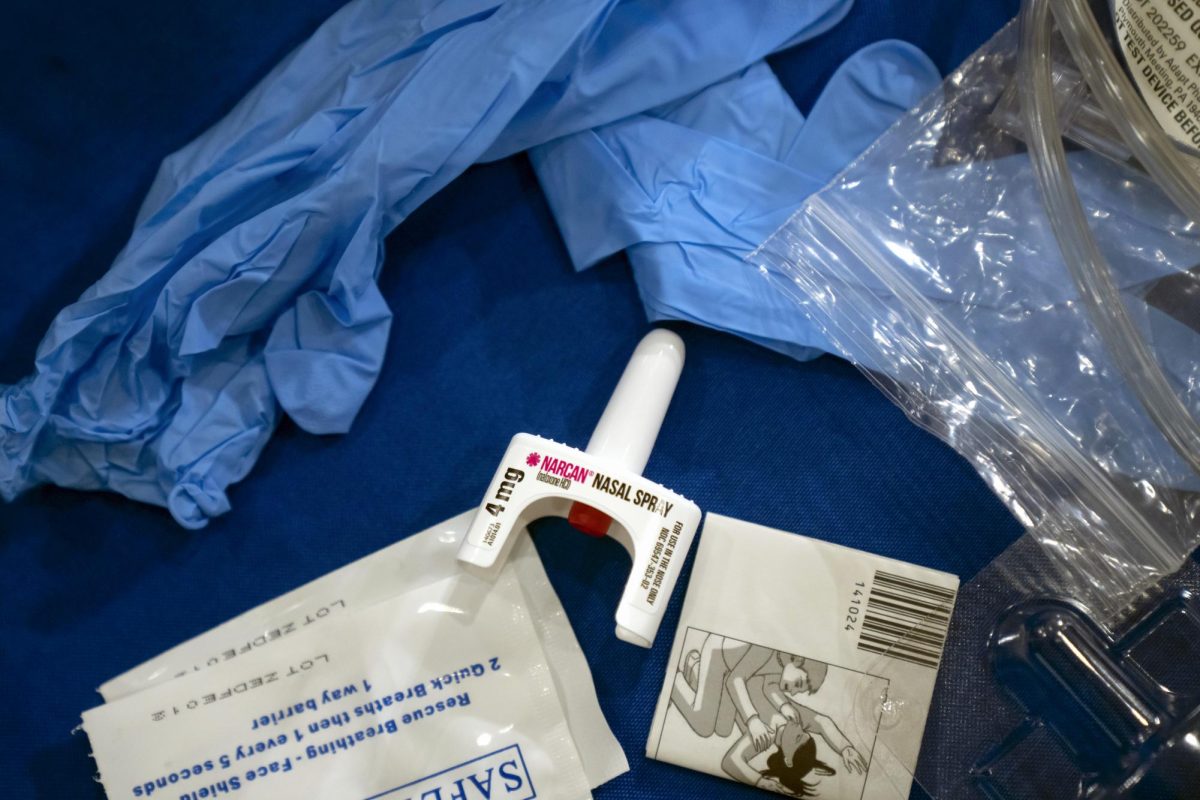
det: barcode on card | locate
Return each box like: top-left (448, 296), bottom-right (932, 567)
top-left (857, 570), bottom-right (956, 669)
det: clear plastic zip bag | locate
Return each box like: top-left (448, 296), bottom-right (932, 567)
top-left (752, 10), bottom-right (1200, 799)
top-left (753, 18), bottom-right (1200, 624)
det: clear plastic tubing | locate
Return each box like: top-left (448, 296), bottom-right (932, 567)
top-left (1054, 0), bottom-right (1200, 217)
top-left (1018, 0), bottom-right (1200, 484)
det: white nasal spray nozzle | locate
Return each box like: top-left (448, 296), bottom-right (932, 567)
top-left (457, 329), bottom-right (701, 647)
top-left (567, 329), bottom-right (686, 539)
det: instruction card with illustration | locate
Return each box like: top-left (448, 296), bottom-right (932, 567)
top-left (647, 514), bottom-right (958, 799)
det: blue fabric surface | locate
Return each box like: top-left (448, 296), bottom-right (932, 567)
top-left (0, 1), bottom-right (1021, 798)
top-left (0, 0), bottom-right (853, 531)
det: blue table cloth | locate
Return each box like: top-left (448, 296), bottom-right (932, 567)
top-left (0, 1), bottom-right (1021, 797)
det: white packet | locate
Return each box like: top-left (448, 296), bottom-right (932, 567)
top-left (647, 514), bottom-right (959, 799)
top-left (98, 511), bottom-right (626, 789)
top-left (83, 569), bottom-right (593, 800)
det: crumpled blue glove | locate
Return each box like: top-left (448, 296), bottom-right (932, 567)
top-left (1, 0), bottom-right (852, 527)
top-left (530, 39), bottom-right (941, 360)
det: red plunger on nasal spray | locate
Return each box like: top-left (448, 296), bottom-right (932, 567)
top-left (567, 329), bottom-right (686, 537)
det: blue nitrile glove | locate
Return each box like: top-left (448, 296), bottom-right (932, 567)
top-left (530, 40), bottom-right (941, 360)
top-left (1, 0), bottom-right (852, 527)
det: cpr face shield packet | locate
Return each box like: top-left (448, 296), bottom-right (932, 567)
top-left (84, 513), bottom-right (626, 796)
top-left (83, 569), bottom-right (592, 800)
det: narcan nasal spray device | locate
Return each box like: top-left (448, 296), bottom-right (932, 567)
top-left (457, 329), bottom-right (701, 647)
